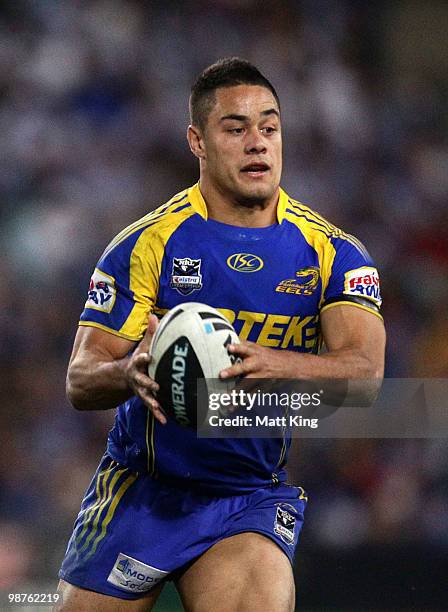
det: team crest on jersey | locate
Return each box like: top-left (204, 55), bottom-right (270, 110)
top-left (85, 268), bottom-right (116, 313)
top-left (274, 504), bottom-right (296, 545)
top-left (170, 257), bottom-right (203, 295)
top-left (275, 267), bottom-right (320, 296)
top-left (344, 266), bottom-right (381, 307)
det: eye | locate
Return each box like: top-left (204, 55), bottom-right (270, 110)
top-left (228, 127), bottom-right (244, 134)
top-left (261, 126), bottom-right (277, 135)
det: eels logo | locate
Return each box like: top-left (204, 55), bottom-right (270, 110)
top-left (275, 267), bottom-right (320, 296)
top-left (227, 253), bottom-right (264, 273)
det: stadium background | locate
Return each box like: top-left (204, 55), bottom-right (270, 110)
top-left (0, 1), bottom-right (447, 610)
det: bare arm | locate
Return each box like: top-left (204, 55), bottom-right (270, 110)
top-left (220, 305), bottom-right (386, 400)
top-left (66, 316), bottom-right (166, 423)
top-left (295, 304), bottom-right (385, 380)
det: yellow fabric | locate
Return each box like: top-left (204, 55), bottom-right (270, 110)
top-left (283, 209), bottom-right (337, 308)
top-left (117, 204), bottom-right (197, 340)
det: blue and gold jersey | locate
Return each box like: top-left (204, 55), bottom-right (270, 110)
top-left (80, 184), bottom-right (382, 493)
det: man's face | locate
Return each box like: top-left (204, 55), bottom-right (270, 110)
top-left (197, 84), bottom-right (282, 206)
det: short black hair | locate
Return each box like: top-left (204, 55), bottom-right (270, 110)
top-left (189, 57), bottom-right (280, 130)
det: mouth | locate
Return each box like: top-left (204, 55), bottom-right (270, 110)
top-left (240, 162), bottom-right (270, 178)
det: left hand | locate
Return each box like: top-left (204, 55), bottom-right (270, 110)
top-left (220, 341), bottom-right (293, 379)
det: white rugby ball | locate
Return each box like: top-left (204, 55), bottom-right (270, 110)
top-left (148, 303), bottom-right (240, 428)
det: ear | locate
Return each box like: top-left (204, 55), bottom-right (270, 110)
top-left (187, 124), bottom-right (206, 160)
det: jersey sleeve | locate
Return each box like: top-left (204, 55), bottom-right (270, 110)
top-left (79, 228), bottom-right (160, 341)
top-left (321, 235), bottom-right (382, 318)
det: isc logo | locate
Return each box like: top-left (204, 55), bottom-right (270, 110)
top-left (227, 253), bottom-right (264, 273)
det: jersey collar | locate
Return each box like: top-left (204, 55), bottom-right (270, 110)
top-left (187, 182), bottom-right (290, 223)
top-left (187, 183), bottom-right (208, 219)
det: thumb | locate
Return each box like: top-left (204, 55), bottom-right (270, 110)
top-left (136, 314), bottom-right (159, 354)
top-left (146, 313), bottom-right (159, 338)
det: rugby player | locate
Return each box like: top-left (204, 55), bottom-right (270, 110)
top-left (56, 58), bottom-right (385, 611)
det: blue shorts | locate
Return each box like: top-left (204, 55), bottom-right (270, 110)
top-left (59, 454), bottom-right (308, 600)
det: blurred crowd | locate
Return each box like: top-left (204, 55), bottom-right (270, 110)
top-left (0, 0), bottom-right (447, 604)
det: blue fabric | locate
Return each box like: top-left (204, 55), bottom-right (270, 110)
top-left (59, 455), bottom-right (307, 600)
top-left (78, 186), bottom-right (380, 492)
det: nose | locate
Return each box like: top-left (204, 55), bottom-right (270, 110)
top-left (244, 128), bottom-right (267, 154)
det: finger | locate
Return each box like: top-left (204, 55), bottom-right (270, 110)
top-left (139, 390), bottom-right (167, 425)
top-left (137, 314), bottom-right (160, 353)
top-left (220, 358), bottom-right (255, 380)
top-left (142, 314), bottom-right (159, 345)
top-left (149, 402), bottom-right (167, 425)
top-left (152, 408), bottom-right (167, 425)
top-left (134, 372), bottom-right (159, 393)
top-left (146, 314), bottom-right (159, 338)
top-left (227, 342), bottom-right (256, 357)
top-left (241, 372), bottom-right (263, 380)
top-left (132, 352), bottom-right (151, 369)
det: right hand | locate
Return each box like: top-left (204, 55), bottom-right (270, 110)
top-left (125, 314), bottom-right (167, 424)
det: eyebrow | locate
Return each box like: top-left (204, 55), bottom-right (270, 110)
top-left (219, 108), bottom-right (280, 122)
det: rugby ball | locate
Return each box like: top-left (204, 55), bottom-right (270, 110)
top-left (148, 303), bottom-right (240, 428)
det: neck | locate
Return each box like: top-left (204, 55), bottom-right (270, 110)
top-left (199, 177), bottom-right (279, 228)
